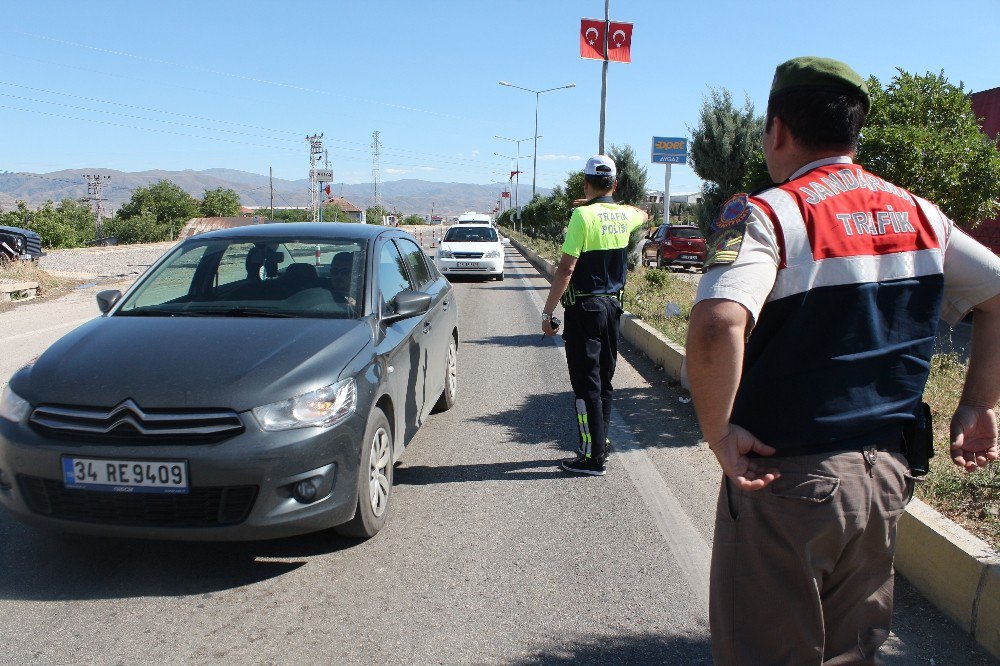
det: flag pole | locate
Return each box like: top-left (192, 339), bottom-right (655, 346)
top-left (598, 0), bottom-right (609, 154)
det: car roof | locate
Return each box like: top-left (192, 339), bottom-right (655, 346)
top-left (193, 222), bottom-right (400, 242)
top-left (448, 223), bottom-right (494, 229)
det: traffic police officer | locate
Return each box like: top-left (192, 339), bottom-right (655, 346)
top-left (542, 155), bottom-right (647, 475)
top-left (687, 57), bottom-right (1000, 664)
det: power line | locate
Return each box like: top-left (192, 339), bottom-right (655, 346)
top-left (82, 174), bottom-right (110, 239)
top-left (306, 134), bottom-right (324, 222)
top-left (372, 131), bottom-right (382, 216)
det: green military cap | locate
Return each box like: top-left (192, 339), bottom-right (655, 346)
top-left (770, 56), bottom-right (871, 112)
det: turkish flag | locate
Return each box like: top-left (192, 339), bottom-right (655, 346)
top-left (607, 21), bottom-right (632, 63)
top-left (580, 19), bottom-right (605, 60)
top-left (510, 170), bottom-right (521, 180)
top-left (502, 191), bottom-right (510, 198)
top-left (580, 18), bottom-right (632, 63)
top-left (324, 185), bottom-right (331, 195)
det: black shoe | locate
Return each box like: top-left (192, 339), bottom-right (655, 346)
top-left (560, 456), bottom-right (607, 476)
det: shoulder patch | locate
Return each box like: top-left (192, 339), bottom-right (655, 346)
top-left (705, 194), bottom-right (750, 269)
top-left (713, 193), bottom-right (751, 232)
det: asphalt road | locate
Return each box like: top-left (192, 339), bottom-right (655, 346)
top-left (0, 245), bottom-right (995, 665)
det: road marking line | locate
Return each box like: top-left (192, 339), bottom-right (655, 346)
top-left (511, 247), bottom-right (711, 618)
top-left (3, 316), bottom-right (94, 342)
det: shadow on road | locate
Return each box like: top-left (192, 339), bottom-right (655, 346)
top-left (511, 631), bottom-right (712, 665)
top-left (465, 333), bottom-right (550, 349)
top-left (394, 459), bottom-right (563, 486)
top-left (0, 521), bottom-right (358, 601)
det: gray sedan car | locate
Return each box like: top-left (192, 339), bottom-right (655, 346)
top-left (0, 223), bottom-right (458, 540)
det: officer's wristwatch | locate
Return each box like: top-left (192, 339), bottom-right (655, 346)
top-left (542, 312), bottom-right (553, 321)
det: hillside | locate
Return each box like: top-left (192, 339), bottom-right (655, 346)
top-left (0, 168), bottom-right (547, 217)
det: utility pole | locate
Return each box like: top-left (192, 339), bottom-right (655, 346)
top-left (269, 166), bottom-right (274, 222)
top-left (306, 134), bottom-right (324, 222)
top-left (83, 174), bottom-right (110, 241)
top-left (599, 0), bottom-right (610, 154)
top-left (372, 130), bottom-right (382, 223)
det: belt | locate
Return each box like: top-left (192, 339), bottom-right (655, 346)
top-left (560, 285), bottom-right (624, 307)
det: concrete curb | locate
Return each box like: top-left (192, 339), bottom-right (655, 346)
top-left (508, 234), bottom-right (1000, 660)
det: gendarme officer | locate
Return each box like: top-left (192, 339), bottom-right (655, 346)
top-left (542, 155), bottom-right (647, 475)
top-left (687, 56), bottom-right (1000, 664)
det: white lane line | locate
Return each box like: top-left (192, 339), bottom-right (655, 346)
top-left (510, 248), bottom-right (711, 617)
top-left (3, 316), bottom-right (95, 343)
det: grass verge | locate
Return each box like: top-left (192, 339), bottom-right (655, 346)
top-left (506, 227), bottom-right (999, 550)
top-left (0, 260), bottom-right (79, 311)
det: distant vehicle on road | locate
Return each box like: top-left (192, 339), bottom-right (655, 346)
top-left (435, 223), bottom-right (505, 281)
top-left (457, 212), bottom-right (494, 226)
top-left (642, 224), bottom-right (706, 270)
top-left (0, 223), bottom-right (458, 541)
top-left (0, 226), bottom-right (43, 262)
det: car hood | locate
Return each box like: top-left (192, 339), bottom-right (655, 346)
top-left (17, 316), bottom-right (373, 412)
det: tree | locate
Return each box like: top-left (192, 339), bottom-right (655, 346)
top-left (689, 89), bottom-right (764, 236)
top-left (117, 180), bottom-right (200, 241)
top-left (609, 144), bottom-right (647, 206)
top-left (0, 199), bottom-right (96, 248)
top-left (258, 207), bottom-right (310, 222)
top-left (402, 214), bottom-right (426, 225)
top-left (200, 187), bottom-right (242, 217)
top-left (366, 205), bottom-right (392, 225)
top-left (858, 70), bottom-right (1000, 228)
top-left (564, 170), bottom-right (585, 203)
top-left (101, 212), bottom-right (163, 245)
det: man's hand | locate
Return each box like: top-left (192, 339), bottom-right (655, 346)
top-left (542, 318), bottom-right (558, 336)
top-left (571, 198), bottom-right (588, 208)
top-left (950, 404), bottom-right (999, 472)
top-left (708, 424), bottom-right (781, 491)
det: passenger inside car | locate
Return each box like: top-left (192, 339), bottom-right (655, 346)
top-left (330, 252), bottom-right (358, 308)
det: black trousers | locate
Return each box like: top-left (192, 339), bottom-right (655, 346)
top-left (562, 296), bottom-right (622, 462)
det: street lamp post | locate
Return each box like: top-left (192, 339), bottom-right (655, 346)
top-left (499, 81), bottom-right (575, 198)
top-left (495, 134), bottom-right (535, 212)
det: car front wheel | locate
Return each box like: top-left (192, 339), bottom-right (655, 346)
top-left (433, 335), bottom-right (457, 413)
top-left (335, 407), bottom-right (393, 539)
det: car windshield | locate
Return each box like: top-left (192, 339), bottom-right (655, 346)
top-left (670, 228), bottom-right (703, 239)
top-left (116, 238), bottom-right (367, 319)
top-left (445, 227), bottom-right (498, 243)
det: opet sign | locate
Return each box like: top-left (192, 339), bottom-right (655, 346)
top-left (651, 137), bottom-right (687, 164)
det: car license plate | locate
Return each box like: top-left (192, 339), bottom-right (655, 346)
top-left (680, 254), bottom-right (698, 260)
top-left (457, 261), bottom-right (481, 269)
top-left (62, 456), bottom-right (189, 494)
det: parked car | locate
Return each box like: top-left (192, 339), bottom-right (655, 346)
top-left (0, 223), bottom-right (458, 541)
top-left (0, 225), bottom-right (44, 262)
top-left (642, 224), bottom-right (706, 270)
top-left (435, 223), bottom-right (505, 281)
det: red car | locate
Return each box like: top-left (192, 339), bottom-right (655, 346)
top-left (642, 224), bottom-right (707, 270)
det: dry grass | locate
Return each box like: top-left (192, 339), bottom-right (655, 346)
top-left (0, 260), bottom-right (79, 311)
top-left (920, 354), bottom-right (1000, 550)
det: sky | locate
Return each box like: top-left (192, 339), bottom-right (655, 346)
top-left (2, 0), bottom-right (999, 198)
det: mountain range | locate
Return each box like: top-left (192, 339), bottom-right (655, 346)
top-left (0, 168), bottom-right (548, 217)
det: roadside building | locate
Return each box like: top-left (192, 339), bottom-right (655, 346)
top-left (971, 87), bottom-right (1000, 253)
top-left (324, 196), bottom-right (364, 224)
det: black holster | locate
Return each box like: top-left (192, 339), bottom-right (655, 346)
top-left (902, 402), bottom-right (935, 476)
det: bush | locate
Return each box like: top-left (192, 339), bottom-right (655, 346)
top-left (102, 213), bottom-right (165, 244)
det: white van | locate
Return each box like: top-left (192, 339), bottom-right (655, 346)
top-left (457, 212), bottom-right (494, 226)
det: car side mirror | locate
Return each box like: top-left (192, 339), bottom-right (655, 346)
top-left (384, 290), bottom-right (432, 324)
top-left (96, 289), bottom-right (122, 314)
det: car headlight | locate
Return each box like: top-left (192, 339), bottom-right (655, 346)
top-left (0, 385), bottom-right (32, 423)
top-left (437, 248), bottom-right (453, 259)
top-left (484, 249), bottom-right (501, 259)
top-left (252, 378), bottom-right (356, 431)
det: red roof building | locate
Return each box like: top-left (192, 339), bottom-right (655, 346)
top-left (970, 87), bottom-right (1000, 253)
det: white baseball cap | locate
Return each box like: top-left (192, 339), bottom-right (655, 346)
top-left (584, 155), bottom-right (616, 178)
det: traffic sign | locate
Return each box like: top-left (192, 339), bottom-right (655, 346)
top-left (651, 137), bottom-right (687, 164)
top-left (312, 169), bottom-right (334, 181)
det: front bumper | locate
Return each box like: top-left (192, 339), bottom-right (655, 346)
top-left (435, 255), bottom-right (504, 276)
top-left (0, 411), bottom-right (367, 541)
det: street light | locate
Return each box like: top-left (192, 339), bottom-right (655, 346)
top-left (494, 153), bottom-right (517, 214)
top-left (495, 134), bottom-right (536, 212)
top-left (499, 80), bottom-right (575, 198)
